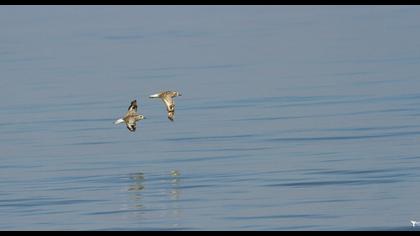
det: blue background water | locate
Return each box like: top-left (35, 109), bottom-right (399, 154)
top-left (1, 6), bottom-right (420, 230)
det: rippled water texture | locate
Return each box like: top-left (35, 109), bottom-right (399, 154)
top-left (1, 6), bottom-right (420, 230)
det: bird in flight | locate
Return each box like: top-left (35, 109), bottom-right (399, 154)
top-left (149, 91), bottom-right (182, 121)
top-left (114, 99), bottom-right (145, 132)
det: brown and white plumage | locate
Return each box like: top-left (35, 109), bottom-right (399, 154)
top-left (149, 91), bottom-right (182, 121)
top-left (114, 100), bottom-right (145, 132)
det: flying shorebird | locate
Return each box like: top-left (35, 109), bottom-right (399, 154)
top-left (149, 91), bottom-right (182, 121)
top-left (114, 99), bottom-right (145, 132)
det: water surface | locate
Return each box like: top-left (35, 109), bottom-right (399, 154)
top-left (1, 6), bottom-right (420, 230)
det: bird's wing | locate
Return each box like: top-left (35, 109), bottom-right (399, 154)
top-left (126, 122), bottom-right (136, 132)
top-left (167, 111), bottom-right (175, 122)
top-left (161, 94), bottom-right (175, 112)
top-left (128, 100), bottom-right (138, 112)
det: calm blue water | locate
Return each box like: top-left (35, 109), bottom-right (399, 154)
top-left (1, 5), bottom-right (420, 230)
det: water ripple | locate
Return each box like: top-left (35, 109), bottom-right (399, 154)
top-left (267, 130), bottom-right (420, 142)
top-left (266, 178), bottom-right (401, 188)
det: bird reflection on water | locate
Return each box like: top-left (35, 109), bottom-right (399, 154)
top-left (128, 172), bottom-right (145, 209)
top-left (169, 170), bottom-right (181, 201)
top-left (126, 170), bottom-right (182, 228)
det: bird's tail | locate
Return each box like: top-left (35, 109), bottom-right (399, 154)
top-left (114, 118), bottom-right (124, 125)
top-left (149, 93), bottom-right (160, 98)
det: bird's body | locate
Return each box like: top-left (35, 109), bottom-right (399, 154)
top-left (114, 100), bottom-right (145, 132)
top-left (149, 91), bottom-right (182, 121)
